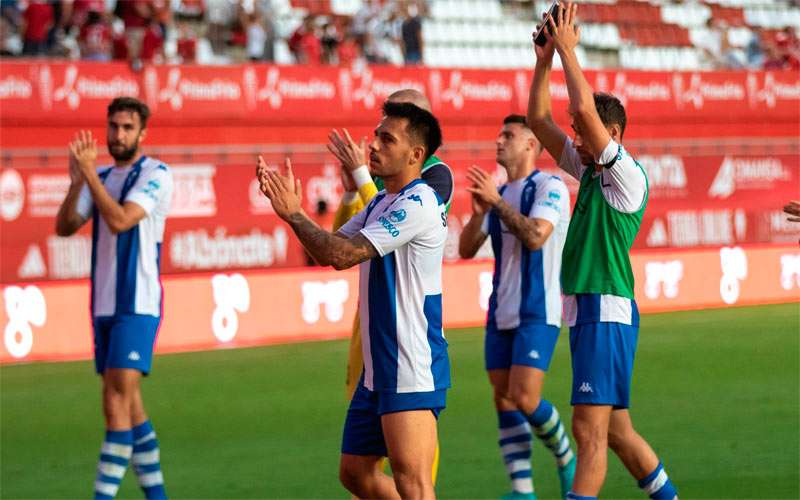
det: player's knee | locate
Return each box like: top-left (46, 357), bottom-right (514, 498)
top-left (572, 417), bottom-right (607, 452)
top-left (508, 384), bottom-right (539, 414)
top-left (392, 466), bottom-right (429, 498)
top-left (338, 458), bottom-right (373, 496)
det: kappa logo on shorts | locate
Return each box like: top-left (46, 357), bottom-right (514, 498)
top-left (128, 351), bottom-right (141, 361)
top-left (528, 350), bottom-right (540, 360)
top-left (578, 382), bottom-right (593, 393)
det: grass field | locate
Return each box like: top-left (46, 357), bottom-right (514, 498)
top-left (1, 303), bottom-right (798, 499)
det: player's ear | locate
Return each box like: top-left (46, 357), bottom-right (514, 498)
top-left (138, 127), bottom-right (147, 145)
top-left (410, 144), bottom-right (425, 166)
top-left (608, 123), bottom-right (621, 143)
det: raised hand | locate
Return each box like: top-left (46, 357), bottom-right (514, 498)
top-left (533, 12), bottom-right (556, 63)
top-left (340, 166), bottom-right (356, 192)
top-left (68, 130), bottom-right (98, 176)
top-left (259, 157), bottom-right (303, 220)
top-left (326, 128), bottom-right (367, 172)
top-left (471, 192), bottom-right (491, 216)
top-left (547, 2), bottom-right (580, 54)
top-left (465, 165), bottom-right (501, 207)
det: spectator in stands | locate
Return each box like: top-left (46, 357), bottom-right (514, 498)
top-left (338, 31), bottom-right (364, 68)
top-left (401, 1), bottom-right (424, 65)
top-left (746, 27), bottom-right (765, 69)
top-left (289, 14), bottom-right (322, 64)
top-left (205, 0), bottom-right (236, 56)
top-left (140, 18), bottom-right (165, 64)
top-left (245, 10), bottom-right (266, 61)
top-left (116, 0), bottom-right (152, 64)
top-left (78, 9), bottom-right (111, 61)
top-left (321, 17), bottom-right (342, 64)
top-left (21, 0), bottom-right (53, 56)
top-left (775, 26), bottom-right (800, 69)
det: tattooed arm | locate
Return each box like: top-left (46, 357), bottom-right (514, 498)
top-left (491, 198), bottom-right (554, 251)
top-left (285, 212), bottom-right (377, 270)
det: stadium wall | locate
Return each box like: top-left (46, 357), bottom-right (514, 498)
top-left (1, 244), bottom-right (799, 363)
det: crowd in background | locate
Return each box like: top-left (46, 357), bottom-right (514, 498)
top-left (0, 0), bottom-right (427, 67)
top-left (0, 0), bottom-right (798, 70)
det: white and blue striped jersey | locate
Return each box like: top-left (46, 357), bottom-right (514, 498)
top-left (76, 156), bottom-right (173, 318)
top-left (338, 179), bottom-right (449, 394)
top-left (480, 171), bottom-right (570, 329)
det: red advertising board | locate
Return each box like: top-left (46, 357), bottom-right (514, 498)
top-left (1, 245), bottom-right (798, 364)
top-left (2, 61), bottom-right (799, 134)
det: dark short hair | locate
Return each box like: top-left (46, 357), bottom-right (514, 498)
top-left (503, 114), bottom-right (530, 129)
top-left (593, 92), bottom-right (626, 139)
top-left (382, 101), bottom-right (442, 161)
top-left (107, 97), bottom-right (151, 128)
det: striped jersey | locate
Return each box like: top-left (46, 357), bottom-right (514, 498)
top-left (337, 179), bottom-right (449, 394)
top-left (481, 171), bottom-right (570, 329)
top-left (76, 156), bottom-right (173, 318)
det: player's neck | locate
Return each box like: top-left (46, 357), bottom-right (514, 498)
top-left (505, 160), bottom-right (534, 182)
top-left (114, 151), bottom-right (143, 169)
top-left (382, 167), bottom-right (421, 193)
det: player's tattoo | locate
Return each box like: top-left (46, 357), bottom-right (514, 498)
top-left (287, 213), bottom-right (377, 269)
top-left (492, 198), bottom-right (550, 250)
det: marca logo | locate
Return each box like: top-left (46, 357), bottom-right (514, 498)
top-left (305, 164), bottom-right (339, 210)
top-left (595, 72), bottom-right (670, 106)
top-left (708, 157), bottom-right (789, 199)
top-left (719, 247), bottom-right (747, 305)
top-left (0, 75), bottom-right (33, 99)
top-left (155, 67), bottom-right (241, 111)
top-left (301, 280), bottom-right (349, 324)
top-left (27, 174), bottom-right (70, 217)
top-left (47, 234), bottom-right (91, 279)
top-left (339, 67), bottom-right (424, 110)
top-left (170, 165), bottom-right (217, 217)
top-left (0, 168), bottom-right (25, 221)
top-left (639, 155), bottom-right (686, 193)
top-left (429, 71), bottom-right (512, 110)
top-left (253, 67), bottom-right (337, 110)
top-left (746, 72), bottom-right (800, 109)
top-left (644, 260), bottom-right (683, 300)
top-left (672, 73), bottom-right (745, 110)
top-left (780, 254), bottom-right (800, 291)
top-left (3, 285), bottom-right (46, 359)
top-left (211, 273), bottom-right (250, 342)
top-left (49, 64), bottom-right (138, 110)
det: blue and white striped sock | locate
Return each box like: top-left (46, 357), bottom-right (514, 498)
top-left (498, 410), bottom-right (534, 494)
top-left (94, 429), bottom-right (133, 500)
top-left (529, 400), bottom-right (575, 467)
top-left (132, 420), bottom-right (167, 499)
top-left (638, 462), bottom-right (677, 499)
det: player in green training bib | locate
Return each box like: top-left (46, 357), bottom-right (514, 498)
top-left (526, 3), bottom-right (678, 500)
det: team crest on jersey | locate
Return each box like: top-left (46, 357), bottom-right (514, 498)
top-left (388, 209), bottom-right (407, 223)
top-left (547, 190), bottom-right (561, 201)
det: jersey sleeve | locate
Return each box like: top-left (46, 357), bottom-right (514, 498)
top-left (126, 166), bottom-right (173, 215)
top-left (558, 137), bottom-right (588, 181)
top-left (597, 139), bottom-right (647, 213)
top-left (75, 183), bottom-right (94, 220)
top-left (359, 191), bottom-right (434, 257)
top-left (530, 177), bottom-right (568, 226)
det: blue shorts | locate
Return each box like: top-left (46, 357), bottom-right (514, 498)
top-left (485, 323), bottom-right (560, 371)
top-left (93, 314), bottom-right (161, 375)
top-left (569, 322), bottom-right (638, 409)
top-left (341, 375), bottom-right (446, 456)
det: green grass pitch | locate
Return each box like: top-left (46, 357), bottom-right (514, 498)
top-left (2, 303), bottom-right (798, 498)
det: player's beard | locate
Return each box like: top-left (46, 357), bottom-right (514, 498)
top-left (108, 136), bottom-right (141, 162)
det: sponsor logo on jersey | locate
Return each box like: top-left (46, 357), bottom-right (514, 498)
top-left (378, 216), bottom-right (400, 237)
top-left (388, 209), bottom-right (407, 224)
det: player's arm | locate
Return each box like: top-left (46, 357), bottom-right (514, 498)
top-left (550, 2), bottom-right (611, 161)
top-left (69, 130), bottom-right (148, 234)
top-left (458, 193), bottom-right (489, 259)
top-left (527, 18), bottom-right (569, 170)
top-left (258, 156), bottom-right (378, 270)
top-left (466, 166), bottom-right (554, 251)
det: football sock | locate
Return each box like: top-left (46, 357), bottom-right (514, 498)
top-left (529, 400), bottom-right (575, 467)
top-left (498, 410), bottom-right (534, 494)
top-left (638, 462), bottom-right (677, 499)
top-left (94, 429), bottom-right (133, 499)
top-left (566, 493), bottom-right (596, 500)
top-left (132, 420), bottom-right (167, 499)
